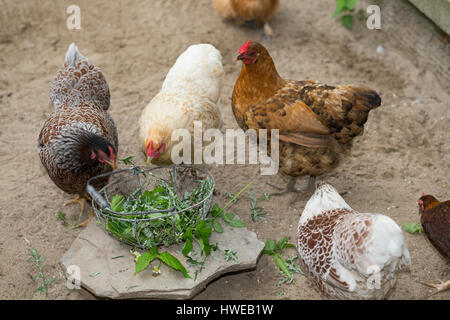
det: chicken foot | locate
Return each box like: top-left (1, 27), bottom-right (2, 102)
top-left (64, 196), bottom-right (86, 218)
top-left (64, 196), bottom-right (94, 227)
top-left (421, 280), bottom-right (450, 296)
top-left (263, 22), bottom-right (276, 38)
top-left (76, 207), bottom-right (95, 228)
top-left (267, 175), bottom-right (316, 204)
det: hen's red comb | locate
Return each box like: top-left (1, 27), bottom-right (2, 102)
top-left (422, 192), bottom-right (425, 196)
top-left (239, 40), bottom-right (251, 54)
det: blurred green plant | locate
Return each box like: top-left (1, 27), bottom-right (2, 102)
top-left (333, 0), bottom-right (358, 29)
top-left (25, 238), bottom-right (55, 294)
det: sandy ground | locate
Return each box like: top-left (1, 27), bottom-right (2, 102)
top-left (0, 0), bottom-right (449, 300)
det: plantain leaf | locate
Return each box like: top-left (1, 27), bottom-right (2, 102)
top-left (135, 247), bottom-right (158, 274)
top-left (277, 237), bottom-right (295, 251)
top-left (341, 14), bottom-right (354, 29)
top-left (157, 252), bottom-right (191, 279)
top-left (212, 220), bottom-right (223, 233)
top-left (333, 0), bottom-right (346, 17)
top-left (263, 239), bottom-right (277, 255)
top-left (110, 194), bottom-right (125, 212)
top-left (182, 238), bottom-right (193, 256)
top-left (221, 212), bottom-right (246, 228)
top-left (346, 0), bottom-right (357, 10)
top-left (273, 253), bottom-right (292, 279)
top-left (402, 222), bottom-right (424, 234)
top-left (209, 203), bottom-right (222, 217)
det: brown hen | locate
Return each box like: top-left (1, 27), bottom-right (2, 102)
top-left (232, 41), bottom-right (381, 202)
top-left (213, 0), bottom-right (279, 37)
top-left (418, 194), bottom-right (450, 295)
top-left (38, 43), bottom-right (118, 227)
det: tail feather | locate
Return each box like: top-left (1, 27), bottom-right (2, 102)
top-left (64, 43), bottom-right (86, 67)
top-left (50, 43), bottom-right (110, 110)
top-left (353, 88), bottom-right (382, 110)
top-left (330, 86), bottom-right (381, 142)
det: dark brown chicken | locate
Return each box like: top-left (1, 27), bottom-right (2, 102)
top-left (232, 41), bottom-right (381, 202)
top-left (38, 43), bottom-right (118, 227)
top-left (418, 193), bottom-right (450, 294)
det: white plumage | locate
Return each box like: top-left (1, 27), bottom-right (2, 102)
top-left (297, 182), bottom-right (410, 299)
top-left (139, 44), bottom-right (224, 164)
top-left (65, 43), bottom-right (85, 67)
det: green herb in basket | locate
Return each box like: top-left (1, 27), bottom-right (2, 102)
top-left (101, 176), bottom-right (214, 248)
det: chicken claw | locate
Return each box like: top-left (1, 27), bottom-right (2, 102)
top-left (267, 176), bottom-right (316, 204)
top-left (64, 196), bottom-right (94, 227)
top-left (263, 22), bottom-right (276, 38)
top-left (421, 280), bottom-right (450, 296)
top-left (64, 196), bottom-right (87, 218)
top-left (75, 207), bottom-right (94, 228)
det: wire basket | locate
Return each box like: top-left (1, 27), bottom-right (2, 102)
top-left (86, 165), bottom-right (214, 249)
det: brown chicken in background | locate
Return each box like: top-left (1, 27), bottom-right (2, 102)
top-left (213, 0), bottom-right (279, 37)
top-left (38, 43), bottom-right (118, 227)
top-left (418, 193), bottom-right (450, 295)
top-left (232, 41), bottom-right (381, 202)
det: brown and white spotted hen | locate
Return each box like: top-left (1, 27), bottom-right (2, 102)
top-left (297, 183), bottom-right (410, 299)
top-left (232, 41), bottom-right (381, 200)
top-left (38, 43), bottom-right (118, 226)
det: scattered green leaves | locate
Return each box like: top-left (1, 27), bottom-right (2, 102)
top-left (263, 237), bottom-right (298, 285)
top-left (56, 211), bottom-right (66, 226)
top-left (402, 222), bottom-right (424, 234)
top-left (224, 249), bottom-right (238, 262)
top-left (120, 156), bottom-right (135, 166)
top-left (247, 190), bottom-right (270, 222)
top-left (279, 256), bottom-right (304, 285)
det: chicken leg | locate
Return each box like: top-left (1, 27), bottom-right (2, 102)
top-left (267, 175), bottom-right (316, 204)
top-left (263, 22), bottom-right (276, 38)
top-left (64, 196), bottom-right (93, 227)
top-left (76, 207), bottom-right (94, 228)
top-left (64, 196), bottom-right (86, 218)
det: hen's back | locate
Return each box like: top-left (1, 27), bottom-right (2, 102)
top-left (161, 44), bottom-right (224, 103)
top-left (421, 201), bottom-right (450, 258)
top-left (298, 209), bottom-right (410, 299)
top-left (50, 43), bottom-right (110, 110)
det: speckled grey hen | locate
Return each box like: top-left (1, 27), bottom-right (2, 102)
top-left (38, 43), bottom-right (118, 227)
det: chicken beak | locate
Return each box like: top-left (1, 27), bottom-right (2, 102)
top-left (104, 160), bottom-right (116, 170)
top-left (236, 54), bottom-right (245, 62)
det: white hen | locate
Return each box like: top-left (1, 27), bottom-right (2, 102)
top-left (139, 44), bottom-right (224, 164)
top-left (297, 182), bottom-right (410, 299)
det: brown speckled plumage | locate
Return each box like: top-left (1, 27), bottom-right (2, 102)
top-left (38, 43), bottom-right (118, 197)
top-left (232, 41), bottom-right (381, 177)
